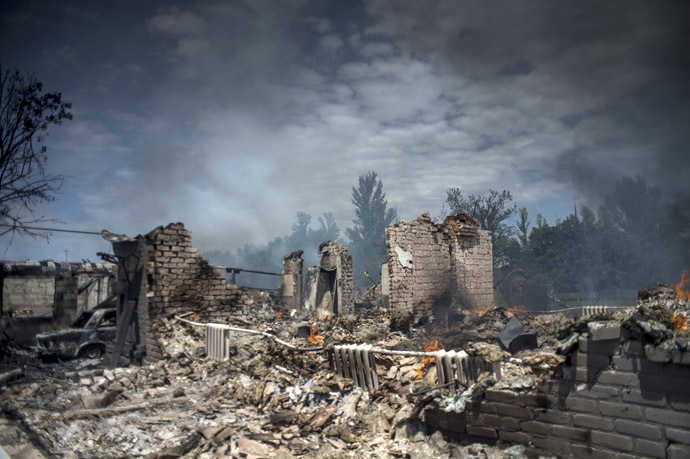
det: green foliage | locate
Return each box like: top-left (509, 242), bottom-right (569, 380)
top-left (346, 171), bottom-right (397, 289)
top-left (517, 207), bottom-right (530, 247)
top-left (501, 176), bottom-right (689, 293)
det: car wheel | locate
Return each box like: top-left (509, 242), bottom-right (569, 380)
top-left (81, 344), bottom-right (104, 359)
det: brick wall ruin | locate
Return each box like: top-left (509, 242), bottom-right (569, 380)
top-left (108, 223), bottom-right (269, 366)
top-left (280, 250), bottom-right (303, 310)
top-left (424, 324), bottom-right (690, 458)
top-left (304, 241), bottom-right (354, 318)
top-left (386, 213), bottom-right (493, 330)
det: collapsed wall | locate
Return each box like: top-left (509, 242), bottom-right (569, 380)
top-left (424, 322), bottom-right (690, 458)
top-left (386, 213), bottom-right (493, 330)
top-left (107, 223), bottom-right (267, 366)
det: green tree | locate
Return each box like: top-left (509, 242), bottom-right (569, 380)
top-left (346, 171), bottom-right (397, 288)
top-left (316, 211), bottom-right (339, 242)
top-left (0, 66), bottom-right (72, 237)
top-left (517, 207), bottom-right (530, 247)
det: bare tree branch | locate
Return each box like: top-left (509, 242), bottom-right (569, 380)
top-left (0, 65), bottom-right (72, 239)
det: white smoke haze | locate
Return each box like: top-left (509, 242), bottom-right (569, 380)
top-left (0, 0), bottom-right (687, 263)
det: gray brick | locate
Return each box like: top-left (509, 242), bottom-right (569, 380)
top-left (591, 431), bottom-right (634, 452)
top-left (494, 403), bottom-right (533, 419)
top-left (573, 413), bottom-right (614, 430)
top-left (599, 401), bottom-right (643, 420)
top-left (533, 436), bottom-right (572, 454)
top-left (643, 374), bottom-right (690, 396)
top-left (634, 439), bottom-right (667, 458)
top-left (519, 393), bottom-right (555, 408)
top-left (668, 443), bottom-right (690, 459)
top-left (645, 408), bottom-right (690, 428)
top-left (520, 421), bottom-right (550, 435)
top-left (612, 355), bottom-right (643, 372)
top-left (579, 338), bottom-right (620, 355)
top-left (564, 395), bottom-right (600, 414)
top-left (551, 425), bottom-right (589, 442)
top-left (614, 420), bottom-right (662, 440)
top-left (597, 370), bottom-right (639, 387)
top-left (621, 388), bottom-right (666, 407)
top-left (477, 402), bottom-right (497, 414)
top-left (571, 445), bottom-right (632, 459)
top-left (670, 394), bottom-right (690, 412)
top-left (477, 414), bottom-right (502, 428)
top-left (465, 425), bottom-right (497, 438)
top-left (587, 321), bottom-right (621, 341)
top-left (572, 352), bottom-right (611, 369)
top-left (535, 409), bottom-right (571, 425)
top-left (498, 430), bottom-right (531, 444)
top-left (622, 340), bottom-right (644, 356)
top-left (667, 428), bottom-right (690, 445)
top-left (576, 367), bottom-right (600, 382)
top-left (575, 383), bottom-right (620, 400)
top-left (485, 389), bottom-right (518, 403)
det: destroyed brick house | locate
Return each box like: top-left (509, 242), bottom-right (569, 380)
top-left (1, 217), bottom-right (689, 458)
top-left (0, 261), bottom-right (115, 345)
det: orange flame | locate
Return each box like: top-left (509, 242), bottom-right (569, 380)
top-left (673, 271), bottom-right (690, 300)
top-left (275, 311), bottom-right (284, 320)
top-left (415, 340), bottom-right (444, 379)
top-left (670, 315), bottom-right (688, 332)
top-left (307, 327), bottom-right (324, 345)
top-left (470, 305), bottom-right (491, 316)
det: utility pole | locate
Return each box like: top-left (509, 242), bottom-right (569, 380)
top-left (64, 249), bottom-right (68, 262)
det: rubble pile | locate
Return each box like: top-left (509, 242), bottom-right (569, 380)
top-left (0, 311), bottom-right (530, 458)
top-left (2, 284), bottom-right (688, 457)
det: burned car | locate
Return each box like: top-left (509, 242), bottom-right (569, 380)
top-left (36, 308), bottom-right (116, 359)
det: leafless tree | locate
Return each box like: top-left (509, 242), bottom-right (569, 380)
top-left (0, 66), bottom-right (72, 237)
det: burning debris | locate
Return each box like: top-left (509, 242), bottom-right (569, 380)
top-left (1, 222), bottom-right (689, 458)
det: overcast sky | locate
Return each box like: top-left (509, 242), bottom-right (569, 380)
top-left (1, 0), bottom-right (688, 262)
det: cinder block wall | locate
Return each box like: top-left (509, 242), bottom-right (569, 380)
top-left (424, 329), bottom-right (690, 458)
top-left (386, 214), bottom-right (493, 330)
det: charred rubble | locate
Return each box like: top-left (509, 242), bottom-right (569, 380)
top-left (0, 219), bottom-right (688, 458)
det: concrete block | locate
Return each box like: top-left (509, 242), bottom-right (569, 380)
top-left (599, 401), bottom-right (643, 420)
top-left (519, 393), bottom-right (555, 408)
top-left (645, 408), bottom-right (690, 428)
top-left (614, 420), bottom-right (662, 440)
top-left (465, 425), bottom-right (497, 438)
top-left (534, 409), bottom-right (572, 425)
top-left (634, 439), bottom-right (667, 458)
top-left (551, 425), bottom-right (589, 442)
top-left (621, 340), bottom-right (644, 356)
top-left (570, 445), bottom-right (632, 459)
top-left (579, 338), bottom-right (620, 355)
top-left (587, 321), bottom-right (621, 341)
top-left (573, 413), bottom-right (614, 431)
top-left (667, 428), bottom-right (690, 445)
top-left (591, 431), bottom-right (634, 452)
top-left (564, 395), bottom-right (600, 414)
top-left (494, 403), bottom-right (533, 419)
top-left (498, 430), bottom-right (531, 444)
top-left (533, 436), bottom-right (572, 454)
top-left (596, 370), bottom-right (639, 387)
top-left (520, 421), bottom-right (550, 435)
top-left (572, 351), bottom-right (611, 369)
top-left (670, 394), bottom-right (690, 411)
top-left (575, 383), bottom-right (620, 400)
top-left (485, 389), bottom-right (518, 403)
top-left (668, 444), bottom-right (690, 459)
